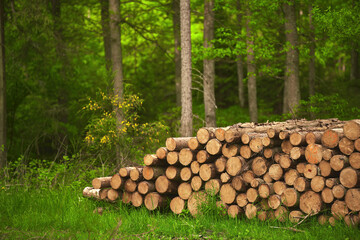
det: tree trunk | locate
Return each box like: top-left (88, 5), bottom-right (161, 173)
top-left (109, 0), bottom-right (124, 164)
top-left (0, 0), bottom-right (6, 168)
top-left (180, 0), bottom-right (193, 136)
top-left (203, 0), bottom-right (216, 127)
top-left (245, 9), bottom-right (258, 122)
top-left (172, 0), bottom-right (181, 106)
top-left (350, 46), bottom-right (359, 82)
top-left (236, 0), bottom-right (245, 108)
top-left (308, 5), bottom-right (315, 97)
top-left (283, 0), bottom-right (300, 114)
top-left (100, 0), bottom-right (111, 71)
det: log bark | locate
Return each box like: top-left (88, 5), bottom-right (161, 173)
top-left (143, 166), bottom-right (165, 180)
top-left (170, 196), bottom-right (185, 214)
top-left (191, 175), bottom-right (203, 191)
top-left (119, 167), bottom-right (136, 177)
top-left (83, 187), bottom-right (100, 199)
top-left (166, 137), bottom-right (192, 151)
top-left (155, 176), bottom-right (178, 194)
top-left (178, 182), bottom-right (192, 200)
top-left (92, 176), bottom-right (112, 189)
top-left (355, 139), bottom-right (360, 152)
top-left (144, 154), bottom-right (164, 166)
top-left (138, 181), bottom-right (155, 195)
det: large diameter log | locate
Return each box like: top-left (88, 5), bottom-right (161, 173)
top-left (241, 170), bottom-right (255, 184)
top-left (305, 132), bottom-right (322, 145)
top-left (321, 187), bottom-right (334, 204)
top-left (268, 194), bottom-right (281, 209)
top-left (330, 155), bottom-right (349, 171)
top-left (122, 191), bottom-right (132, 204)
top-left (191, 176), bottom-right (203, 191)
top-left (119, 167), bottom-right (136, 177)
top-left (246, 188), bottom-right (259, 203)
top-left (290, 132), bottom-right (306, 146)
top-left (345, 188), bottom-right (360, 211)
top-left (299, 190), bottom-right (322, 214)
top-left (199, 163), bottom-right (216, 181)
top-left (294, 177), bottom-right (310, 192)
top-left (228, 205), bottom-right (243, 218)
top-left (188, 137), bottom-right (204, 151)
top-left (249, 137), bottom-right (264, 153)
top-left (273, 181), bottom-right (287, 195)
top-left (251, 157), bottom-right (269, 176)
top-left (284, 169), bottom-right (299, 186)
top-left (339, 167), bottom-right (360, 188)
top-left (222, 143), bottom-right (240, 158)
top-left (188, 191), bottom-right (207, 217)
top-left (180, 167), bottom-right (193, 181)
top-left (178, 182), bottom-right (192, 200)
top-left (130, 167), bottom-right (143, 181)
top-left (279, 154), bottom-right (295, 169)
top-left (240, 145), bottom-right (252, 159)
top-left (215, 156), bottom-right (227, 173)
top-left (83, 187), bottom-right (100, 199)
top-left (107, 189), bottom-right (120, 201)
top-left (332, 184), bottom-right (347, 199)
top-left (290, 147), bottom-right (305, 160)
top-left (110, 174), bottom-right (124, 190)
top-left (166, 137), bottom-right (192, 151)
top-left (220, 183), bottom-right (236, 204)
top-left (144, 154), bottom-right (164, 166)
top-left (190, 161), bottom-right (200, 174)
top-left (236, 193), bottom-right (248, 207)
top-left (206, 139), bottom-right (222, 155)
top-left (138, 181), bottom-right (155, 195)
top-left (350, 152), bottom-right (360, 169)
top-left (331, 200), bottom-right (349, 220)
top-left (343, 120), bottom-right (360, 140)
top-left (143, 166), bottom-right (165, 180)
top-left (166, 151), bottom-right (179, 165)
top-left (144, 192), bottom-right (165, 210)
top-left (319, 161), bottom-right (336, 178)
top-left (205, 179), bottom-right (221, 195)
top-left (197, 128), bottom-right (217, 145)
top-left (281, 140), bottom-right (293, 154)
top-left (231, 176), bottom-right (246, 192)
top-left (179, 148), bottom-right (196, 166)
top-left (268, 164), bottom-right (283, 181)
top-left (339, 137), bottom-right (354, 155)
top-left (322, 129), bottom-right (341, 148)
top-left (165, 166), bottom-right (181, 181)
top-left (311, 176), bottom-right (325, 193)
top-left (303, 164), bottom-right (320, 179)
top-left (259, 183), bottom-right (274, 198)
top-left (245, 203), bottom-right (258, 219)
top-left (92, 176), bottom-right (112, 189)
top-left (170, 196), bottom-right (185, 214)
top-left (305, 144), bottom-right (323, 164)
top-left (196, 150), bottom-right (216, 163)
top-left (131, 191), bottom-right (143, 207)
top-left (226, 156), bottom-right (247, 176)
top-left (124, 179), bottom-right (137, 192)
top-left (156, 147), bottom-right (168, 160)
top-left (155, 176), bottom-right (178, 194)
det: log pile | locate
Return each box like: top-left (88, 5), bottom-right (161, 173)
top-left (83, 118), bottom-right (360, 226)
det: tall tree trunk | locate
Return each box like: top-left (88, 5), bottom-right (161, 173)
top-left (350, 46), bottom-right (359, 82)
top-left (0, 0), bottom-right (6, 168)
top-left (308, 4), bottom-right (315, 97)
top-left (100, 0), bottom-right (112, 71)
top-left (283, 0), bottom-right (300, 114)
top-left (203, 0), bottom-right (216, 127)
top-left (236, 0), bottom-right (245, 108)
top-left (109, 0), bottom-right (124, 164)
top-left (246, 9), bottom-right (257, 123)
top-left (180, 0), bottom-right (192, 136)
top-left (172, 0), bottom-right (181, 107)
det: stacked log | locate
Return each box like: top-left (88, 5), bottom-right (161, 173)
top-left (83, 118), bottom-right (360, 225)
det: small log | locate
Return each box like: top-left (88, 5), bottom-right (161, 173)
top-left (355, 138), bottom-right (360, 152)
top-left (267, 128), bottom-right (280, 139)
top-left (156, 147), bottom-right (168, 160)
top-left (220, 172), bottom-right (231, 183)
top-left (188, 191), bottom-right (207, 216)
top-left (322, 148), bottom-right (335, 161)
top-left (331, 200), bottom-right (349, 220)
top-left (190, 161), bottom-right (200, 174)
top-left (144, 154), bottom-right (164, 166)
top-left (199, 163), bottom-right (216, 181)
top-left (344, 214), bottom-right (360, 227)
top-left (281, 140), bottom-right (293, 154)
top-left (249, 137), bottom-right (264, 153)
top-left (279, 130), bottom-right (289, 140)
top-left (178, 182), bottom-right (192, 200)
top-left (240, 145), bottom-right (252, 159)
top-left (339, 167), bottom-right (360, 188)
top-left (262, 136), bottom-right (280, 148)
top-left (179, 148), bottom-right (196, 166)
top-left (303, 164), bottom-right (320, 179)
top-left (124, 179), bottom-right (137, 192)
top-left (299, 190), bottom-right (322, 214)
top-left (289, 210), bottom-right (305, 223)
top-left (241, 132), bottom-right (258, 145)
top-left (236, 193), bottom-right (248, 207)
top-left (245, 203), bottom-right (258, 219)
top-left (344, 188), bottom-right (360, 211)
top-left (329, 216), bottom-right (337, 226)
top-left (110, 174), bottom-right (124, 190)
top-left (226, 156), bottom-right (247, 176)
top-left (138, 181), bottom-right (155, 195)
top-left (258, 183), bottom-right (274, 198)
top-left (220, 183), bottom-right (236, 204)
top-left (290, 132), bottom-right (306, 146)
top-left (268, 194), bottom-right (281, 209)
top-left (225, 128), bottom-right (243, 143)
top-left (214, 156), bottom-right (227, 173)
top-left (330, 155), bottom-right (349, 171)
top-left (205, 179), bottom-right (221, 194)
top-left (343, 120), bottom-right (360, 140)
top-left (191, 176), bottom-right (203, 191)
top-left (246, 188), bottom-right (259, 203)
top-left (131, 191), bottom-right (143, 207)
top-left (273, 152), bottom-right (281, 163)
top-left (263, 148), bottom-right (274, 159)
top-left (206, 139), bottom-right (222, 155)
top-left (92, 176), bottom-right (112, 189)
top-left (296, 162), bottom-right (306, 174)
top-left (273, 181), bottom-right (287, 195)
top-left (284, 169), bottom-right (299, 186)
top-left (332, 184), bottom-right (347, 199)
top-left (268, 164), bottom-right (283, 181)
top-left (167, 151), bottom-right (179, 165)
top-left (166, 137), bottom-right (192, 151)
top-left (83, 187), bottom-right (100, 199)
top-left (232, 176), bottom-right (246, 192)
top-left (165, 166), bottom-right (181, 181)
top-left (290, 147), bottom-right (305, 160)
top-left (188, 137), bottom-right (204, 151)
top-left (263, 172), bottom-right (273, 184)
top-left (143, 166), bottom-right (165, 180)
top-left (294, 177), bottom-right (310, 192)
top-left (99, 188), bottom-right (110, 200)
top-left (325, 178), bottom-right (339, 188)
top-left (279, 154), bottom-right (295, 169)
top-left (228, 205), bottom-right (243, 218)
top-left (321, 187), bottom-right (334, 204)
top-left (241, 170), bottom-right (255, 184)
top-left (339, 137), bottom-right (354, 155)
top-left (155, 176), bottom-right (178, 194)
top-left (305, 144), bottom-right (323, 164)
top-left (321, 129), bottom-right (341, 148)
top-left (130, 167), bottom-right (143, 181)
top-left (274, 206), bottom-right (288, 222)
top-left (250, 178), bottom-right (265, 188)
top-left (144, 192), bottom-right (165, 210)
top-left (107, 189), bottom-right (120, 201)
top-left (122, 191), bottom-right (132, 204)
top-left (196, 150), bottom-right (216, 163)
top-left (180, 167), bottom-right (193, 181)
top-left (222, 143), bottom-right (240, 158)
top-left (216, 200), bottom-right (229, 215)
top-left (319, 161), bottom-right (336, 178)
top-left (119, 167), bottom-right (136, 177)
top-left (215, 127), bottom-right (229, 142)
top-left (311, 176), bottom-right (325, 192)
top-left (251, 157), bottom-right (269, 176)
top-left (349, 152), bottom-right (360, 169)
top-left (305, 131), bottom-right (322, 145)
top-left (170, 196), bottom-right (185, 214)
top-left (197, 128), bottom-right (216, 144)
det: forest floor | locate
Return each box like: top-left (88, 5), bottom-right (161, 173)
top-left (0, 186), bottom-right (359, 239)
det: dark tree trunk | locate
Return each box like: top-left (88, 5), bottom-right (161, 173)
top-left (172, 0), bottom-right (181, 107)
top-left (180, 0), bottom-right (193, 136)
top-left (0, 0), bottom-right (6, 168)
top-left (100, 0), bottom-right (112, 71)
top-left (203, 0), bottom-right (216, 127)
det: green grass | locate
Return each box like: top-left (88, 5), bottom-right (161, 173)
top-left (0, 186), bottom-right (359, 239)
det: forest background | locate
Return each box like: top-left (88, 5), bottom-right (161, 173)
top-left (0, 0), bottom-right (360, 188)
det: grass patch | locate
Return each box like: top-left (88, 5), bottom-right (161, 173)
top-left (0, 186), bottom-right (358, 239)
